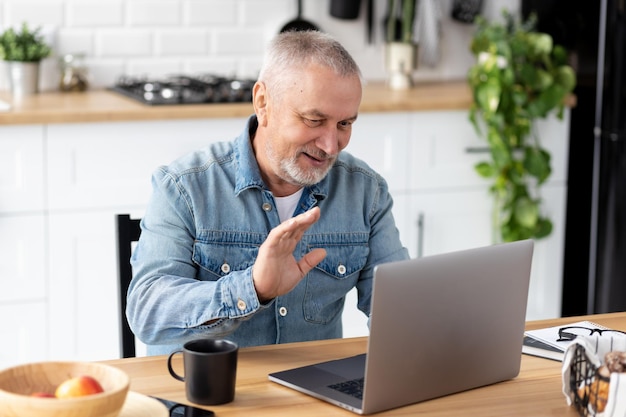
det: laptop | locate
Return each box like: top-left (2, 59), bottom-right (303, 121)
top-left (269, 239), bottom-right (534, 414)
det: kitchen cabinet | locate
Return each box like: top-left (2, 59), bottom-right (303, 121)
top-left (0, 215), bottom-right (48, 365)
top-left (0, 302), bottom-right (48, 365)
top-left (0, 126), bottom-right (45, 212)
top-left (0, 108), bottom-right (570, 366)
top-left (46, 119), bottom-right (247, 210)
top-left (0, 127), bottom-right (49, 368)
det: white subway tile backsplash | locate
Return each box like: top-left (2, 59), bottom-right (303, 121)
top-left (0, 0), bottom-right (521, 93)
top-left (185, 0), bottom-right (237, 26)
top-left (185, 58), bottom-right (239, 78)
top-left (127, 0), bottom-right (181, 26)
top-left (39, 57), bottom-right (60, 91)
top-left (156, 29), bottom-right (208, 56)
top-left (56, 29), bottom-right (95, 56)
top-left (213, 29), bottom-right (265, 55)
top-left (67, 1), bottom-right (123, 27)
top-left (97, 29), bottom-right (153, 57)
top-left (4, 1), bottom-right (64, 28)
top-left (238, 57), bottom-right (264, 79)
top-left (127, 58), bottom-right (182, 78)
top-left (242, 0), bottom-right (290, 26)
top-left (85, 60), bottom-right (126, 88)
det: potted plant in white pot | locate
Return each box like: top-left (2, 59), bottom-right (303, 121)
top-left (0, 22), bottom-right (52, 96)
top-left (384, 0), bottom-right (417, 90)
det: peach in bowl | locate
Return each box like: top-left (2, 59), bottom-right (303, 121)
top-left (0, 361), bottom-right (130, 417)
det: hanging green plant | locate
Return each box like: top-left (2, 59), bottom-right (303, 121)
top-left (467, 11), bottom-right (576, 243)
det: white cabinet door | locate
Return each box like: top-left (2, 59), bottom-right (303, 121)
top-left (347, 112), bottom-right (412, 192)
top-left (0, 126), bottom-right (47, 367)
top-left (408, 110), bottom-right (487, 191)
top-left (0, 215), bottom-right (47, 368)
top-left (407, 188), bottom-right (493, 258)
top-left (48, 210), bottom-right (130, 361)
top-left (0, 125), bottom-right (45, 212)
top-left (46, 119), bottom-right (246, 210)
top-left (0, 215), bottom-right (47, 303)
top-left (0, 302), bottom-right (48, 369)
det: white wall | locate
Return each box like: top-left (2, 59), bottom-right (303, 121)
top-left (0, 0), bottom-right (519, 92)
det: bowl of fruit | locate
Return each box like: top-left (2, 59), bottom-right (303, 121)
top-left (0, 361), bottom-right (130, 417)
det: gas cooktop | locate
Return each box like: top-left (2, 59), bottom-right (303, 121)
top-left (110, 74), bottom-right (255, 105)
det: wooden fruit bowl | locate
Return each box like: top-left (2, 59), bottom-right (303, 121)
top-left (0, 361), bottom-right (130, 417)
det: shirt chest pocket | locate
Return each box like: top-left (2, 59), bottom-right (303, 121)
top-left (192, 231), bottom-right (264, 280)
top-left (303, 235), bottom-right (370, 325)
top-left (314, 242), bottom-right (369, 280)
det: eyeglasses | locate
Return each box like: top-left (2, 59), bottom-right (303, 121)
top-left (557, 326), bottom-right (626, 342)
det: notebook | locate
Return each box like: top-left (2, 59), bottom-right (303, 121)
top-left (522, 320), bottom-right (613, 361)
top-left (269, 239), bottom-right (534, 415)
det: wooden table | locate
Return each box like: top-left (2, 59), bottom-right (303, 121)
top-left (103, 312), bottom-right (626, 416)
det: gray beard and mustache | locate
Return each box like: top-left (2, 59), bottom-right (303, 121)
top-left (266, 141), bottom-right (337, 187)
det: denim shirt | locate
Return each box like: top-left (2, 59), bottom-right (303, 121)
top-left (127, 115), bottom-right (409, 355)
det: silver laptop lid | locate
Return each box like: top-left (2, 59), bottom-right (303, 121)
top-left (361, 239), bottom-right (533, 414)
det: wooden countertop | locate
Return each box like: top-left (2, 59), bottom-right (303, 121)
top-left (102, 312), bottom-right (625, 417)
top-left (0, 81), bottom-right (474, 125)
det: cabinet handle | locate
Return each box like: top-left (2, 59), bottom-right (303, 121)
top-left (416, 212), bottom-right (424, 258)
top-left (465, 146), bottom-right (491, 153)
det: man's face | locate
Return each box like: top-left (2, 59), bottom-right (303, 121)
top-left (254, 64), bottom-right (362, 196)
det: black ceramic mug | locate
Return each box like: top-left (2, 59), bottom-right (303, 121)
top-left (167, 339), bottom-right (238, 405)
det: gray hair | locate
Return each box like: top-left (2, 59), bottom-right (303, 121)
top-left (257, 31), bottom-right (363, 101)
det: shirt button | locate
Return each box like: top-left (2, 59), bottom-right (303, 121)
top-left (262, 203), bottom-right (272, 212)
top-left (279, 306), bottom-right (288, 317)
top-left (221, 263), bottom-right (231, 274)
top-left (337, 264), bottom-right (347, 275)
top-left (237, 299), bottom-right (247, 311)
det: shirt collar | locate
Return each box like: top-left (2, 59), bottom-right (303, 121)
top-left (233, 115), bottom-right (328, 204)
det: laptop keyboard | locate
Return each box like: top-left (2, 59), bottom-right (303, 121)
top-left (328, 377), bottom-right (364, 400)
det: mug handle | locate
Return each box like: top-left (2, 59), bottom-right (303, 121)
top-left (167, 350), bottom-right (185, 382)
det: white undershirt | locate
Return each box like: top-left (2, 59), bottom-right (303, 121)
top-left (274, 188), bottom-right (304, 223)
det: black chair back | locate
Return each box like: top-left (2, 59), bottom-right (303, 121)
top-left (116, 214), bottom-right (141, 358)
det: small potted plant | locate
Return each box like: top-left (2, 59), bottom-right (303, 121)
top-left (467, 11), bottom-right (576, 243)
top-left (384, 0), bottom-right (417, 90)
top-left (0, 22), bottom-right (52, 96)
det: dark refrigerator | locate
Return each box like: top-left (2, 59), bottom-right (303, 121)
top-left (521, 0), bottom-right (626, 315)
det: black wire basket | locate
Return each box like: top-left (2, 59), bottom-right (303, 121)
top-left (568, 344), bottom-right (611, 416)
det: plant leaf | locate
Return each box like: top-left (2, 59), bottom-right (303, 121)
top-left (555, 65), bottom-right (576, 91)
top-left (524, 147), bottom-right (552, 183)
top-left (534, 218), bottom-right (553, 239)
top-left (513, 196), bottom-right (538, 229)
top-left (475, 161), bottom-right (495, 178)
top-left (476, 79), bottom-right (501, 113)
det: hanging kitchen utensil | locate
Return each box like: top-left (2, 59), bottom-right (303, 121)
top-left (330, 0), bottom-right (361, 20)
top-left (415, 0), bottom-right (442, 67)
top-left (366, 0), bottom-right (373, 44)
top-left (451, 0), bottom-right (483, 24)
top-left (383, 0), bottom-right (402, 42)
top-left (280, 0), bottom-right (319, 33)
